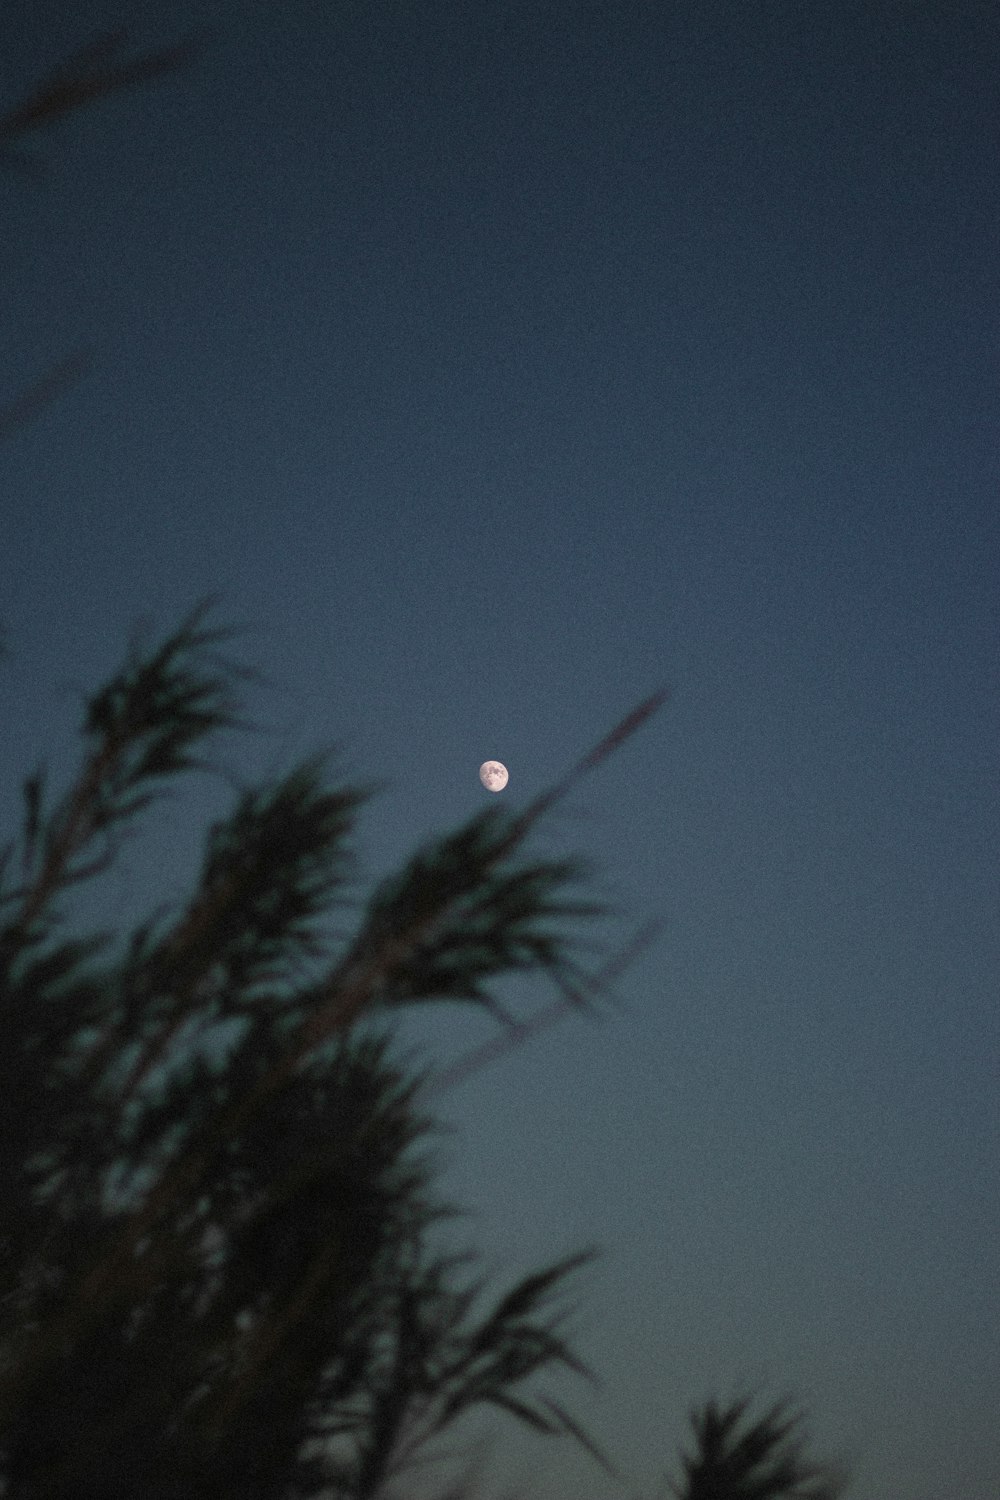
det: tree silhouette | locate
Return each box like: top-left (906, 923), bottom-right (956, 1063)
top-left (670, 1398), bottom-right (845, 1500)
top-left (0, 604), bottom-right (658, 1498)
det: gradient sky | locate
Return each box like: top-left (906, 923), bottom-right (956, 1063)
top-left (2, 3), bottom-right (998, 1498)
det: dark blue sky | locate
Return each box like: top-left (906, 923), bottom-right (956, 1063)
top-left (2, 3), bottom-right (998, 1497)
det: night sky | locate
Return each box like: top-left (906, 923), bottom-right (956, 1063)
top-left (2, 3), bottom-right (998, 1498)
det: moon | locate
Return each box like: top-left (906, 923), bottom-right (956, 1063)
top-left (479, 760), bottom-right (509, 792)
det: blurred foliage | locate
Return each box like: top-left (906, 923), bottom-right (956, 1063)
top-left (670, 1398), bottom-right (845, 1500)
top-left (0, 605), bottom-right (655, 1498)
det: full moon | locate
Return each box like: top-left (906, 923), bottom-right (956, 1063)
top-left (479, 760), bottom-right (509, 792)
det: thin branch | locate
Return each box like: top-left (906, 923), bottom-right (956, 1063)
top-left (0, 29), bottom-right (208, 152)
top-left (0, 351), bottom-right (92, 440)
top-left (299, 691), bottom-right (668, 1052)
top-left (424, 918), bottom-right (664, 1099)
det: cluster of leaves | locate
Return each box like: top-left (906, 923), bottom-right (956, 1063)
top-left (0, 607), bottom-right (655, 1499)
top-left (670, 1399), bottom-right (845, 1500)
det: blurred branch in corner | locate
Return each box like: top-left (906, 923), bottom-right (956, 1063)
top-left (0, 350), bottom-right (93, 441)
top-left (1, 28), bottom-right (209, 438)
top-left (0, 27), bottom-right (209, 159)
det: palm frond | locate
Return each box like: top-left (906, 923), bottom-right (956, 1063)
top-left (298, 812), bottom-right (601, 1051)
top-left (2, 602), bottom-right (244, 949)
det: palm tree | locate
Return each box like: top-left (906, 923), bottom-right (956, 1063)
top-left (0, 604), bottom-right (660, 1498)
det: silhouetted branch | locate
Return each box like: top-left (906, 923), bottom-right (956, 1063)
top-left (426, 917), bottom-right (664, 1098)
top-left (0, 351), bottom-right (92, 440)
top-left (0, 29), bottom-right (207, 156)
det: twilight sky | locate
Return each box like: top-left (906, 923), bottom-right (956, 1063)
top-left (2, 3), bottom-right (997, 1498)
